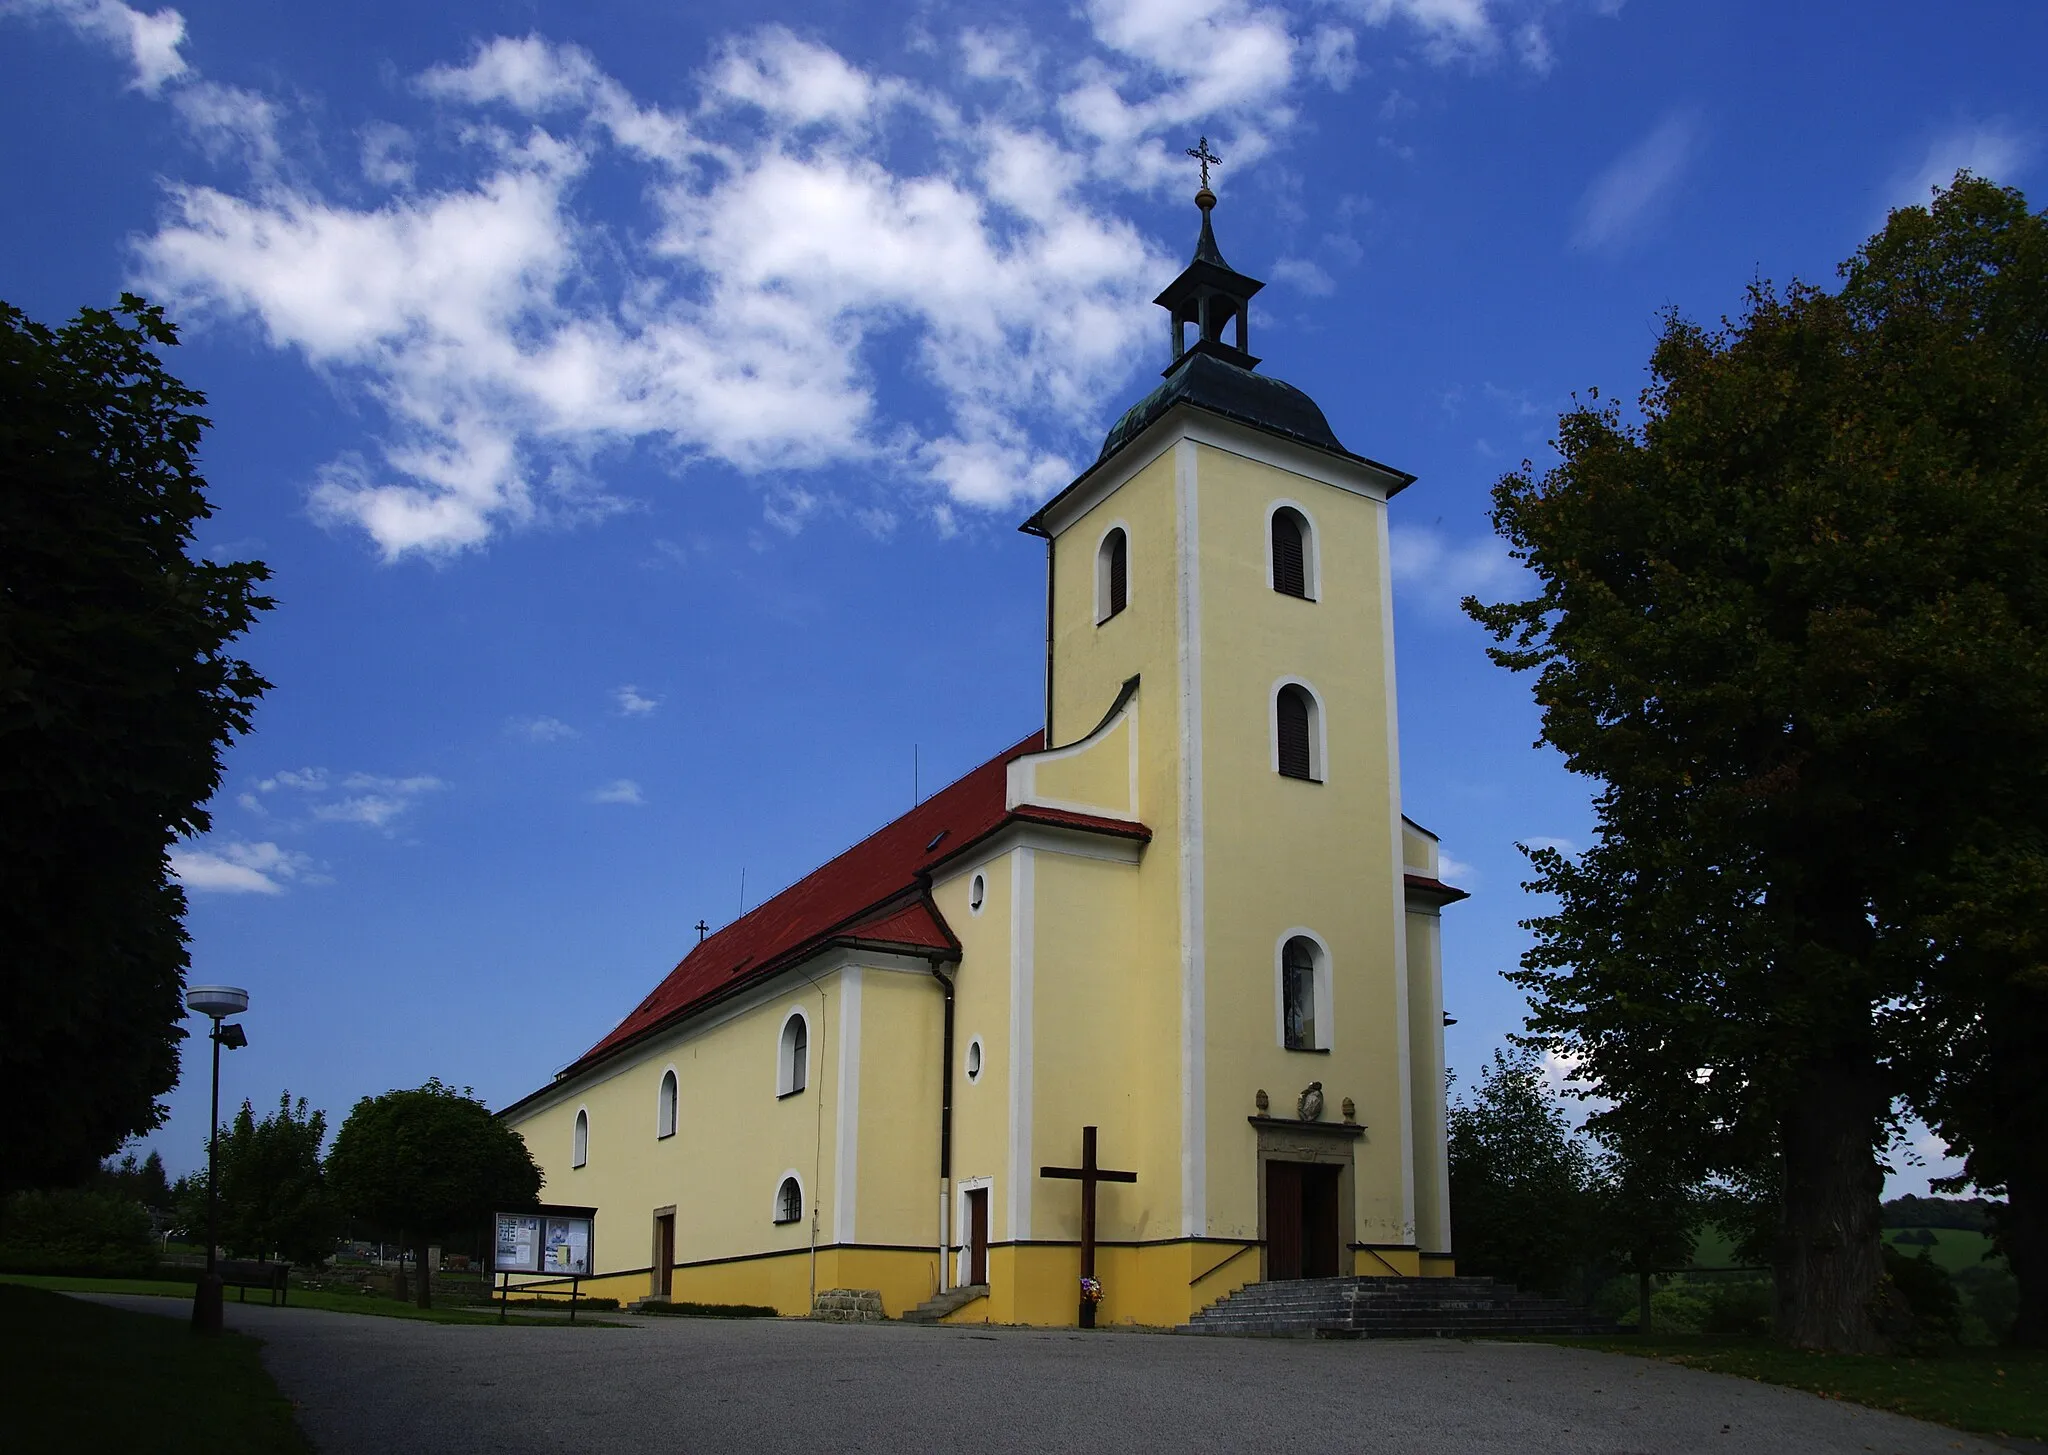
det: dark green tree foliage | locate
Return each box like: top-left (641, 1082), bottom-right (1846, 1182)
top-left (204, 1094), bottom-right (334, 1266)
top-left (0, 295), bottom-right (272, 1194)
top-left (1880, 1195), bottom-right (2001, 1232)
top-left (1447, 1051), bottom-right (1600, 1298)
top-left (0, 1187), bottom-right (156, 1276)
top-left (93, 1150), bottom-right (174, 1210)
top-left (1832, 177), bottom-right (2048, 1349)
top-left (326, 1080), bottom-right (541, 1308)
top-left (1467, 175), bottom-right (2048, 1352)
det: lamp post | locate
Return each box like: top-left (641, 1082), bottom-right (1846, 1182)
top-left (185, 985), bottom-right (249, 1335)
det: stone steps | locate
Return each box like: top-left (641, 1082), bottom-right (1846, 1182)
top-left (901, 1283), bottom-right (989, 1324)
top-left (1179, 1275), bottom-right (1613, 1339)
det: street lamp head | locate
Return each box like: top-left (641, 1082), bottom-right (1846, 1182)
top-left (186, 985), bottom-right (249, 1020)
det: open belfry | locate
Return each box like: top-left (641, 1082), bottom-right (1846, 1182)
top-left (501, 158), bottom-right (1468, 1327)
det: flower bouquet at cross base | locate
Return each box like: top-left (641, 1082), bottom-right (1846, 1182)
top-left (1079, 1277), bottom-right (1104, 1305)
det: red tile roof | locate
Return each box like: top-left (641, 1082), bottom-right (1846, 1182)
top-left (563, 732), bottom-right (1151, 1078)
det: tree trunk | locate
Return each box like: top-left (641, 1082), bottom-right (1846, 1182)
top-left (415, 1235), bottom-right (433, 1310)
top-left (1775, 1056), bottom-right (1892, 1351)
top-left (2004, 1157), bottom-right (2047, 1348)
top-left (1638, 1272), bottom-right (1653, 1335)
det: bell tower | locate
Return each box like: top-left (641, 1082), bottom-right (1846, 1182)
top-left (1016, 159), bottom-right (1454, 1277)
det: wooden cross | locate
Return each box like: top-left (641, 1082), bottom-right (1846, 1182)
top-left (1185, 135), bottom-right (1222, 189)
top-left (1039, 1125), bottom-right (1136, 1292)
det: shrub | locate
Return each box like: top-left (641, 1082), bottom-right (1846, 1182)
top-left (0, 1187), bottom-right (156, 1276)
top-left (1880, 1244), bottom-right (1962, 1351)
top-left (637, 1300), bottom-right (779, 1318)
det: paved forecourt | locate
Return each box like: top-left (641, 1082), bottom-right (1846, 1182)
top-left (85, 1295), bottom-right (2006, 1455)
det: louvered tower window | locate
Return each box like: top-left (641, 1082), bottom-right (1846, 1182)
top-left (1276, 684), bottom-right (1318, 781)
top-left (1272, 508), bottom-right (1308, 598)
top-left (657, 1069), bottom-right (677, 1139)
top-left (1097, 527), bottom-right (1128, 622)
top-left (572, 1108), bottom-right (589, 1168)
top-left (779, 1013), bottom-right (809, 1096)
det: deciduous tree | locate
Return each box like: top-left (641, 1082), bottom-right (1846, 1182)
top-left (0, 295), bottom-right (272, 1193)
top-left (326, 1080), bottom-right (541, 1308)
top-left (1468, 174), bottom-right (2048, 1351)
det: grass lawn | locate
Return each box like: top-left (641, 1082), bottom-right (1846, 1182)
top-left (0, 1273), bottom-right (612, 1327)
top-left (2, 1282), bottom-right (312, 1454)
top-left (1536, 1334), bottom-right (2048, 1441)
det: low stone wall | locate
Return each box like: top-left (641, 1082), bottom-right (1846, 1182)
top-left (811, 1288), bottom-right (887, 1322)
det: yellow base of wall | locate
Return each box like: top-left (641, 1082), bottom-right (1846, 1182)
top-left (504, 1242), bottom-right (1457, 1324)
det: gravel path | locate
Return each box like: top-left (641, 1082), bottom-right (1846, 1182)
top-left (87, 1294), bottom-right (2010, 1455)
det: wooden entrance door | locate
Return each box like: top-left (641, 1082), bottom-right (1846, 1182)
top-left (966, 1188), bottom-right (989, 1286)
top-left (654, 1213), bottom-right (674, 1298)
top-left (1266, 1161), bottom-right (1341, 1280)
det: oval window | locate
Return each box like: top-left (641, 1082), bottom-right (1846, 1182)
top-left (966, 1038), bottom-right (983, 1083)
top-left (969, 873), bottom-right (986, 913)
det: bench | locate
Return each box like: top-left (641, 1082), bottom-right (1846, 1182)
top-left (216, 1259), bottom-right (291, 1306)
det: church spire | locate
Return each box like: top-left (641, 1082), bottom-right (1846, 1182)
top-left (1154, 138), bottom-right (1264, 373)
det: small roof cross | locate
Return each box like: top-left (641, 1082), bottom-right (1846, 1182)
top-left (1185, 135), bottom-right (1222, 190)
top-left (694, 919), bottom-right (710, 943)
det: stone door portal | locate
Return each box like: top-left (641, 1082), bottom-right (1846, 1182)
top-left (966, 1188), bottom-right (989, 1285)
top-left (1265, 1161), bottom-right (1341, 1280)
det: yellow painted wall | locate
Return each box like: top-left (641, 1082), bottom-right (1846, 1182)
top-left (507, 971), bottom-right (851, 1302)
top-left (1189, 441), bottom-right (1415, 1254)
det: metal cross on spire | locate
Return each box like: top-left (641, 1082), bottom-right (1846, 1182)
top-left (1186, 135), bottom-right (1222, 190)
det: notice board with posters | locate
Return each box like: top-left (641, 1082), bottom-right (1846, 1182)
top-left (491, 1204), bottom-right (597, 1277)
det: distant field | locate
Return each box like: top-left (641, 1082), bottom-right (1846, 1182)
top-left (1685, 1224), bottom-right (2006, 1275)
top-left (1884, 1227), bottom-right (2005, 1275)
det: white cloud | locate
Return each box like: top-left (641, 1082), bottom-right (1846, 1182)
top-left (1389, 525), bottom-right (1526, 616)
top-left (170, 839), bottom-right (311, 895)
top-left (1307, 26), bottom-right (1358, 90)
top-left (508, 715), bottom-right (578, 742)
top-left (1437, 851), bottom-right (1476, 884)
top-left (1888, 124), bottom-right (2032, 211)
top-left (1271, 256), bottom-right (1336, 295)
top-left (1521, 834), bottom-right (1579, 856)
top-left (4, 4), bottom-right (1593, 557)
top-left (5, 0), bottom-right (189, 93)
top-left (252, 766), bottom-right (446, 830)
top-left (614, 685), bottom-right (660, 717)
top-left (587, 778), bottom-right (644, 805)
top-left (1573, 111), bottom-right (1701, 251)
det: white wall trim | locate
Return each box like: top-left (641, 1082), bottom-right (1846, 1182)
top-left (1007, 847), bottom-right (1036, 1243)
top-left (1034, 408), bottom-right (1404, 540)
top-left (655, 1064), bottom-right (679, 1140)
top-left (1094, 519), bottom-right (1132, 624)
top-left (1269, 674), bottom-right (1329, 783)
top-left (1273, 927), bottom-right (1335, 1052)
top-left (1263, 498), bottom-right (1323, 601)
top-left (1175, 437), bottom-right (1207, 1239)
top-left (834, 967), bottom-right (863, 1246)
top-left (1007, 680), bottom-right (1139, 813)
top-left (772, 1169), bottom-right (807, 1225)
top-left (1376, 494), bottom-right (1418, 1238)
top-left (954, 1175), bottom-right (995, 1285)
top-left (776, 1005), bottom-right (813, 1099)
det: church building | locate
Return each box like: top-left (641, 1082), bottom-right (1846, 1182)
top-left (499, 178), bottom-right (1467, 1327)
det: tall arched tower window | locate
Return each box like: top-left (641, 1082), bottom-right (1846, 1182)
top-left (657, 1069), bottom-right (678, 1139)
top-left (572, 1108), bottom-right (589, 1168)
top-left (1270, 506), bottom-right (1315, 599)
top-left (1282, 937), bottom-right (1319, 1050)
top-left (1096, 527), bottom-right (1128, 623)
top-left (778, 1012), bottom-right (809, 1097)
top-left (1275, 683), bottom-right (1322, 782)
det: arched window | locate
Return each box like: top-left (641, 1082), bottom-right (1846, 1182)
top-left (969, 872), bottom-right (986, 914)
top-left (1270, 506), bottom-right (1315, 599)
top-left (778, 1012), bottom-right (809, 1097)
top-left (1282, 937), bottom-right (1319, 1050)
top-left (1276, 683), bottom-right (1321, 782)
top-left (657, 1069), bottom-right (677, 1140)
top-left (572, 1108), bottom-right (589, 1168)
top-left (966, 1037), bottom-right (983, 1083)
top-left (1096, 527), bottom-right (1128, 623)
top-left (775, 1176), bottom-right (803, 1225)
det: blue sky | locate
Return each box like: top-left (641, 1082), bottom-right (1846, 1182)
top-left (6, 0), bottom-right (2039, 1196)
